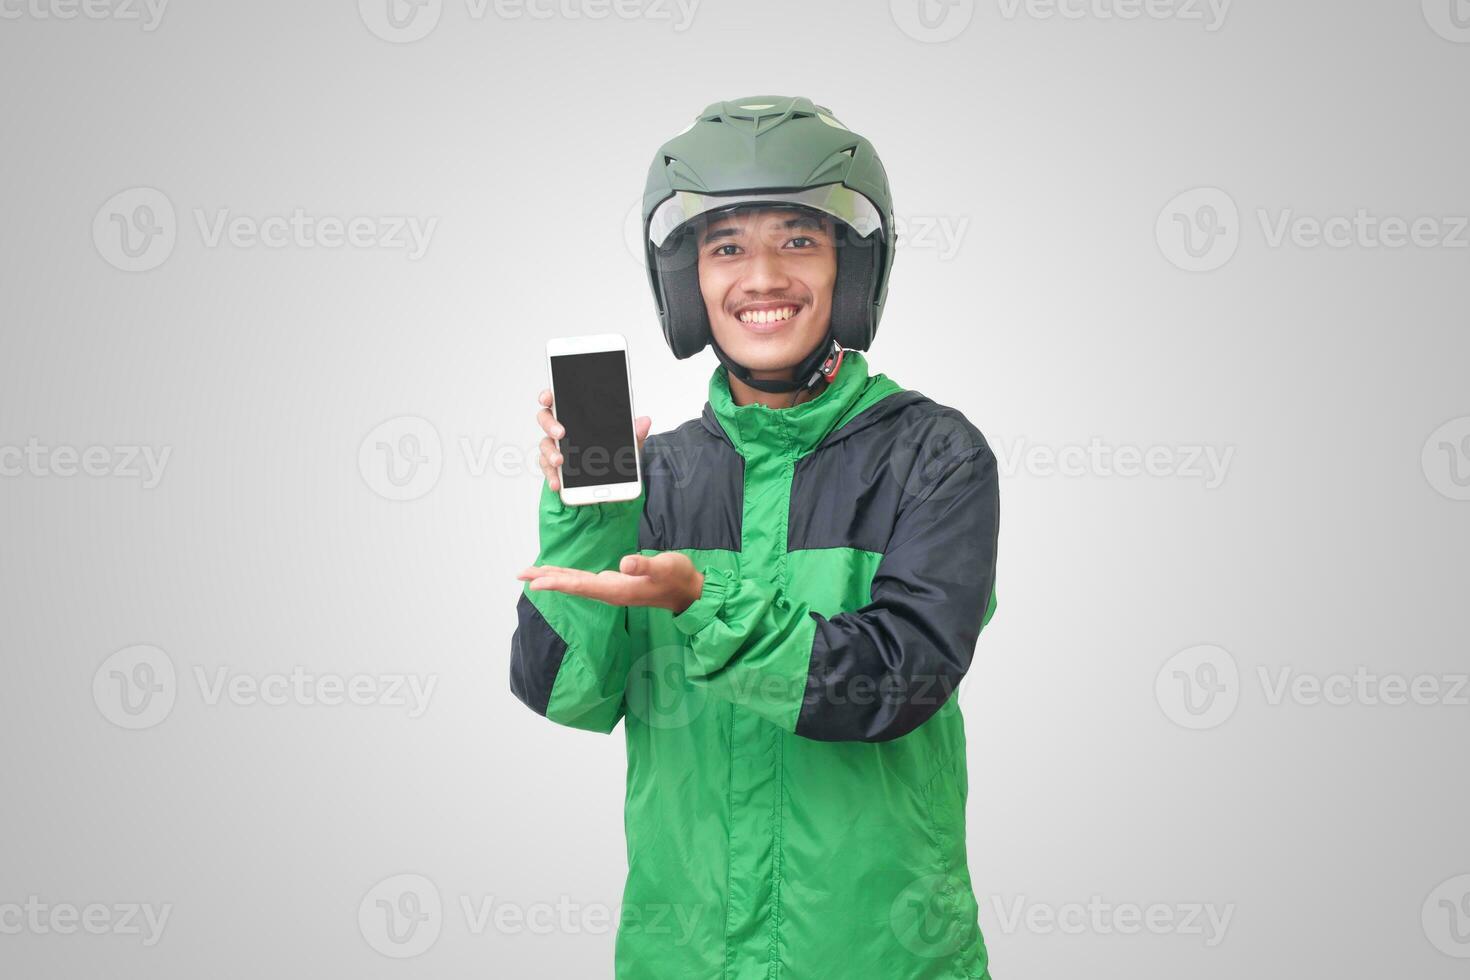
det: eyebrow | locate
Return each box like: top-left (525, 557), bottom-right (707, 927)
top-left (701, 214), bottom-right (827, 244)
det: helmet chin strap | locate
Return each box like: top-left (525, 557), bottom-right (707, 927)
top-left (709, 331), bottom-right (844, 395)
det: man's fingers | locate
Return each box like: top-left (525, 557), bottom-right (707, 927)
top-left (539, 435), bottom-right (562, 469)
top-left (518, 564), bottom-right (576, 581)
top-left (538, 435), bottom-right (563, 490)
top-left (634, 416), bottom-right (653, 452)
top-left (619, 554), bottom-right (650, 576)
top-left (527, 573), bottom-right (579, 593)
top-left (528, 569), bottom-right (649, 606)
top-left (527, 569), bottom-right (606, 596)
top-left (535, 389), bottom-right (563, 490)
top-left (537, 407), bottom-right (564, 440)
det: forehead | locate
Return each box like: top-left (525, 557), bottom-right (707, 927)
top-left (697, 207), bottom-right (830, 240)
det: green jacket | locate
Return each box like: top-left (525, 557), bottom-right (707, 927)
top-left (511, 352), bottom-right (1000, 979)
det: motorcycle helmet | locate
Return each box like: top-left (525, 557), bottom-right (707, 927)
top-left (641, 96), bottom-right (896, 393)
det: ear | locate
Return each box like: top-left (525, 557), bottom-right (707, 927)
top-left (655, 230), bottom-right (713, 359)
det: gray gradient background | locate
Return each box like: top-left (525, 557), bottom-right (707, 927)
top-left (2, 1), bottom-right (1468, 977)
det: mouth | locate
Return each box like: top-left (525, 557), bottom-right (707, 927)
top-left (732, 303), bottom-right (803, 334)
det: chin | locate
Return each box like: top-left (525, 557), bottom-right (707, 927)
top-left (714, 325), bottom-right (827, 374)
top-left (721, 347), bottom-right (805, 375)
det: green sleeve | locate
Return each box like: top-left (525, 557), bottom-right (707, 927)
top-left (670, 567), bottom-right (816, 732)
top-left (510, 482), bottom-right (643, 733)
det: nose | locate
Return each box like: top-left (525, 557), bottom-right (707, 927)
top-left (739, 243), bottom-right (791, 294)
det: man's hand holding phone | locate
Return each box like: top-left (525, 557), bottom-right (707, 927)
top-left (534, 387), bottom-right (651, 493)
top-left (543, 334), bottom-right (645, 504)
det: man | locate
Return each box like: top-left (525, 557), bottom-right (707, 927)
top-left (511, 95), bottom-right (1001, 979)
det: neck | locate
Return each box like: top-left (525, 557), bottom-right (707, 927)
top-left (727, 370), bottom-right (824, 409)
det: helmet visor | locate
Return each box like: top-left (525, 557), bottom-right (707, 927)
top-left (647, 183), bottom-right (884, 250)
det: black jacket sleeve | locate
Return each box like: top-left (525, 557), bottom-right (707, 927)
top-left (797, 430), bottom-right (999, 741)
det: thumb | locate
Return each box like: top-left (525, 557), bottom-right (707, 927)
top-left (634, 416), bottom-right (652, 452)
top-left (619, 554), bottom-right (650, 576)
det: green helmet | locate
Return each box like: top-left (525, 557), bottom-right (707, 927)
top-left (641, 96), bottom-right (896, 390)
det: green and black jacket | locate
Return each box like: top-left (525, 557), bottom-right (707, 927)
top-left (511, 352), bottom-right (1000, 979)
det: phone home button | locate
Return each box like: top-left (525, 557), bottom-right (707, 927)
top-left (594, 488), bottom-right (611, 499)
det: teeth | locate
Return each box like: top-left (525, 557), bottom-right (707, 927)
top-left (739, 306), bottom-right (798, 324)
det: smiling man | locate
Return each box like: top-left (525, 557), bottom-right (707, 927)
top-left (696, 207), bottom-right (838, 410)
top-left (510, 95), bottom-right (1001, 979)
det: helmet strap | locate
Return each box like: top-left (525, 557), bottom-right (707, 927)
top-left (710, 332), bottom-right (842, 395)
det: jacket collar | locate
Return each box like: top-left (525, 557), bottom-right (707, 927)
top-left (699, 351), bottom-right (904, 458)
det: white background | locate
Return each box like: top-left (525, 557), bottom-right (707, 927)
top-left (2, 1), bottom-right (1468, 976)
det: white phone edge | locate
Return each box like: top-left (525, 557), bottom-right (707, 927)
top-left (545, 333), bottom-right (642, 506)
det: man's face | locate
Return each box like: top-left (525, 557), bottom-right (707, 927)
top-left (695, 207), bottom-right (837, 375)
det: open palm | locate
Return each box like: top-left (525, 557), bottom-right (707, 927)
top-left (518, 552), bottom-right (704, 614)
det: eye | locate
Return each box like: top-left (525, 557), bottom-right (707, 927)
top-left (711, 243), bottom-right (741, 257)
top-left (786, 236), bottom-right (818, 249)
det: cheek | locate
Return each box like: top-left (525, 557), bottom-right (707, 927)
top-left (697, 268), bottom-right (729, 313)
top-left (807, 267), bottom-right (837, 309)
top-left (811, 259), bottom-right (837, 305)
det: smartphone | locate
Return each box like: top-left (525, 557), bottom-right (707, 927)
top-left (545, 334), bottom-right (642, 505)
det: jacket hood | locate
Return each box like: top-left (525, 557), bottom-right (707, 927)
top-left (699, 351), bottom-right (908, 458)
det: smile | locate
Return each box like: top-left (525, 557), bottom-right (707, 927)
top-left (736, 305), bottom-right (799, 325)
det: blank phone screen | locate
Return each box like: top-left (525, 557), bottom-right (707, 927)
top-left (549, 350), bottom-right (638, 489)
